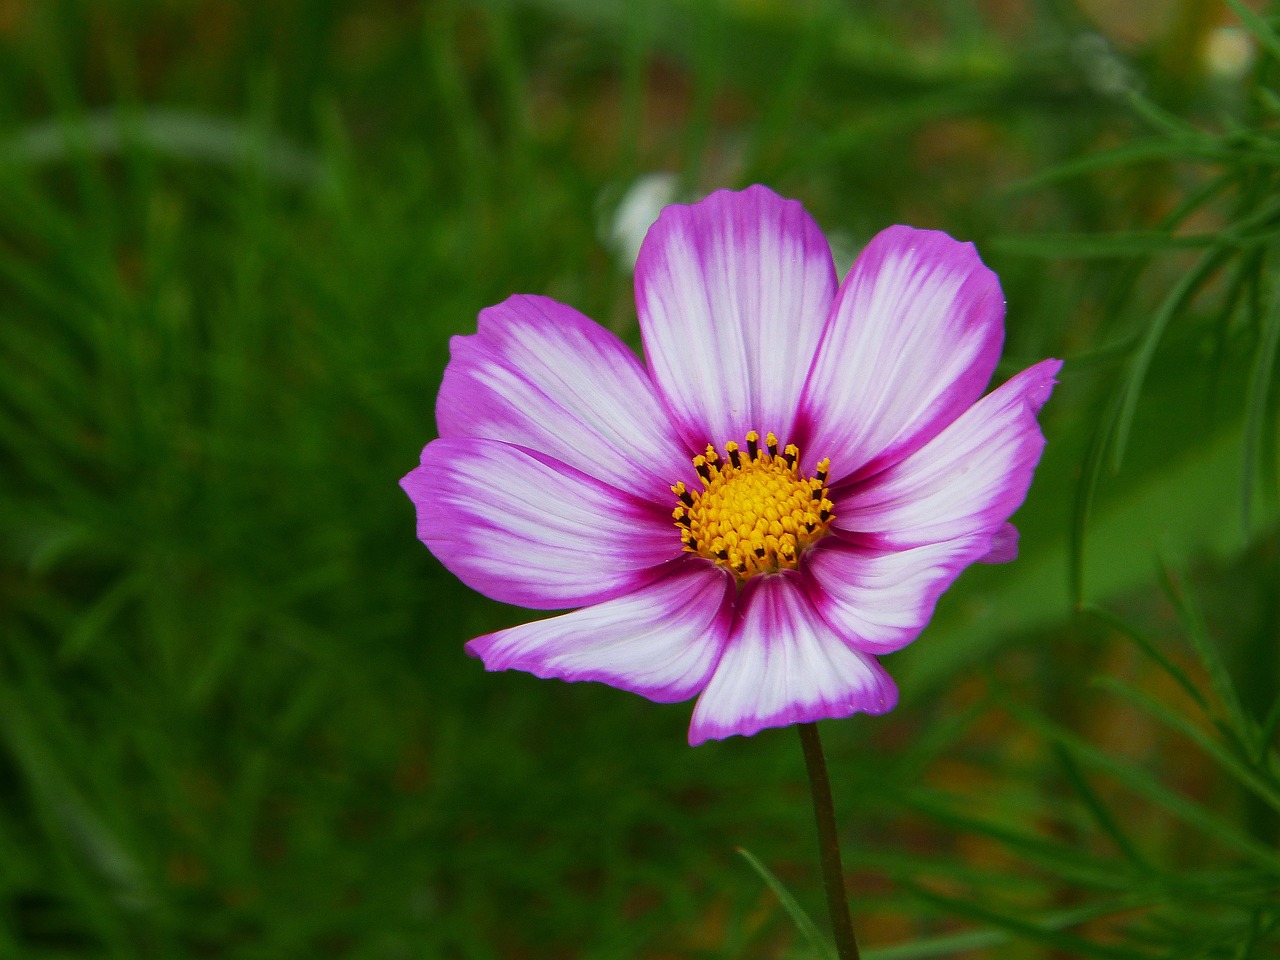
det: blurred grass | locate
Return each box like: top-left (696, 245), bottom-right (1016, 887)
top-left (0, 0), bottom-right (1277, 957)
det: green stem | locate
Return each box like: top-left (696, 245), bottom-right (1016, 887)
top-left (798, 722), bottom-right (861, 960)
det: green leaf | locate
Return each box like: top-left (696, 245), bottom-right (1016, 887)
top-left (1159, 562), bottom-right (1254, 746)
top-left (1006, 142), bottom-right (1242, 195)
top-left (895, 790), bottom-right (1136, 892)
top-left (0, 108), bottom-right (331, 188)
top-left (1242, 273), bottom-right (1280, 531)
top-left (1012, 704), bottom-right (1280, 876)
top-left (1109, 247), bottom-right (1230, 472)
top-left (737, 847), bottom-right (839, 960)
top-left (1051, 742), bottom-right (1150, 868)
top-left (1092, 676), bottom-right (1280, 816)
top-left (990, 232), bottom-right (1229, 258)
top-left (1080, 604), bottom-right (1208, 711)
top-left (1226, 0), bottom-right (1280, 63)
top-left (1070, 394), bottom-right (1121, 608)
top-left (1124, 89), bottom-right (1210, 142)
top-left (895, 882), bottom-right (1157, 960)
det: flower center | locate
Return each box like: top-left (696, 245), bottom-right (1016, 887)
top-left (671, 430), bottom-right (834, 580)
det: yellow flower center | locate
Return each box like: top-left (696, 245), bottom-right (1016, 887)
top-left (671, 430), bottom-right (834, 581)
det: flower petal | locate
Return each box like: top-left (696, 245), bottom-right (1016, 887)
top-left (401, 438), bottom-right (678, 610)
top-left (635, 185), bottom-right (837, 450)
top-left (979, 522), bottom-right (1019, 563)
top-left (436, 294), bottom-right (693, 505)
top-left (804, 536), bottom-right (993, 654)
top-left (688, 573), bottom-right (897, 745)
top-left (834, 358), bottom-right (1062, 549)
top-left (465, 559), bottom-right (734, 703)
top-left (799, 226), bottom-right (1005, 481)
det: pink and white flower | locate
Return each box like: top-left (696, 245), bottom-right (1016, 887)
top-left (402, 186), bottom-right (1060, 745)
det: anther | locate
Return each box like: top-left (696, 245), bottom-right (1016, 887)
top-left (672, 432), bottom-right (835, 580)
top-left (815, 459), bottom-right (830, 485)
top-left (672, 482), bottom-right (694, 507)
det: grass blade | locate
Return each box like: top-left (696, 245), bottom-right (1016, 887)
top-left (1, 107), bottom-right (330, 188)
top-left (1226, 0), bottom-right (1280, 63)
top-left (1052, 742), bottom-right (1151, 868)
top-left (736, 847), bottom-right (838, 960)
top-left (896, 881), bottom-right (1156, 960)
top-left (863, 901), bottom-right (1141, 960)
top-left (1241, 272), bottom-right (1280, 532)
top-left (991, 232), bottom-right (1229, 258)
top-left (1159, 562), bottom-right (1253, 743)
top-left (1110, 247), bottom-right (1229, 471)
top-left (1012, 705), bottom-right (1280, 875)
top-left (1080, 603), bottom-right (1208, 711)
top-left (1092, 676), bottom-right (1280, 816)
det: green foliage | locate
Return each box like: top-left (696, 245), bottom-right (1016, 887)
top-left (0, 0), bottom-right (1277, 957)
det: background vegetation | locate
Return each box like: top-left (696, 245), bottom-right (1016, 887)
top-left (1, 0), bottom-right (1278, 956)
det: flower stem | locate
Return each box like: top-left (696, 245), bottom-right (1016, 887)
top-left (798, 722), bottom-right (861, 960)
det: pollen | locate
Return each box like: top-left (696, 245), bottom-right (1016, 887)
top-left (671, 430), bottom-right (835, 581)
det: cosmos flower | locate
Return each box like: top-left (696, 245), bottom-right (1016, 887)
top-left (402, 185), bottom-right (1060, 746)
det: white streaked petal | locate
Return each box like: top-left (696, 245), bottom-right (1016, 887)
top-left (835, 359), bottom-right (1061, 549)
top-left (804, 536), bottom-right (992, 654)
top-left (436, 294), bottom-right (693, 504)
top-left (401, 438), bottom-right (679, 610)
top-left (465, 559), bottom-right (734, 702)
top-left (636, 185), bottom-right (837, 450)
top-left (688, 574), bottom-right (897, 745)
top-left (799, 226), bottom-right (1005, 482)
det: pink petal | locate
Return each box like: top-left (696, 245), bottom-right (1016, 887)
top-left (635, 185), bottom-right (837, 451)
top-left (804, 535), bottom-right (993, 654)
top-left (465, 559), bottom-right (734, 703)
top-left (687, 573), bottom-right (897, 745)
top-left (436, 294), bottom-right (693, 505)
top-left (401, 438), bottom-right (679, 610)
top-left (979, 522), bottom-right (1020, 563)
top-left (799, 226), bottom-right (1005, 481)
top-left (835, 358), bottom-right (1062, 550)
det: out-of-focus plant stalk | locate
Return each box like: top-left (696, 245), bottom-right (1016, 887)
top-left (799, 722), bottom-right (860, 960)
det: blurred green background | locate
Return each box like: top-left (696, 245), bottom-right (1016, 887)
top-left (1, 0), bottom-right (1278, 957)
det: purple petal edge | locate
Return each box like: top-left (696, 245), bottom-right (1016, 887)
top-left (979, 522), bottom-right (1019, 563)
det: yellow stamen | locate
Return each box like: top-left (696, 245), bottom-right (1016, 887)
top-left (670, 431), bottom-right (835, 580)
